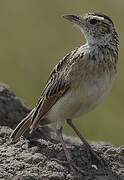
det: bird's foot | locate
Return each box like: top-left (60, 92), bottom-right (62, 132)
top-left (88, 148), bottom-right (107, 168)
top-left (86, 148), bottom-right (110, 176)
top-left (70, 162), bottom-right (87, 176)
top-left (51, 158), bottom-right (87, 176)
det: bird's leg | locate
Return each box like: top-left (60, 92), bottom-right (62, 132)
top-left (56, 127), bottom-right (72, 163)
top-left (56, 126), bottom-right (85, 174)
top-left (66, 119), bottom-right (106, 168)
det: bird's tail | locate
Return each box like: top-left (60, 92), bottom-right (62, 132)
top-left (10, 108), bottom-right (35, 142)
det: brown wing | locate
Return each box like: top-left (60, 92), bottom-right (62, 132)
top-left (30, 51), bottom-right (75, 130)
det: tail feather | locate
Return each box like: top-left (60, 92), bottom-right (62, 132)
top-left (10, 108), bottom-right (35, 142)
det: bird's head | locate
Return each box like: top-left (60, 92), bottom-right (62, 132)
top-left (63, 12), bottom-right (119, 45)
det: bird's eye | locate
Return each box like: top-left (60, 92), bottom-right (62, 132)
top-left (89, 19), bottom-right (97, 25)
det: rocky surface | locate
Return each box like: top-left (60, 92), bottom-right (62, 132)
top-left (0, 84), bottom-right (29, 129)
top-left (0, 84), bottom-right (124, 180)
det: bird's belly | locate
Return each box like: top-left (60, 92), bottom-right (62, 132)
top-left (46, 74), bottom-right (115, 122)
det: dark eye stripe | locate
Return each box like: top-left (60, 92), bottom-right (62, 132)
top-left (88, 12), bottom-right (113, 25)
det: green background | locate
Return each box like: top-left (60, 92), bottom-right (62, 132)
top-left (0, 0), bottom-right (123, 145)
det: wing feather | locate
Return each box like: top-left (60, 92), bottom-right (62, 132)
top-left (30, 52), bottom-right (74, 130)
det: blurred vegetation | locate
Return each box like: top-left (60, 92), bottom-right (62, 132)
top-left (0, 0), bottom-right (123, 145)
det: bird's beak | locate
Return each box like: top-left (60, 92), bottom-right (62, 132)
top-left (63, 14), bottom-right (82, 25)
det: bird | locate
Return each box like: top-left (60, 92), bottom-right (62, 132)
top-left (10, 12), bottom-right (119, 173)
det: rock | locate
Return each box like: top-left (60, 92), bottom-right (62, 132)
top-left (0, 84), bottom-right (123, 180)
top-left (0, 83), bottom-right (29, 129)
